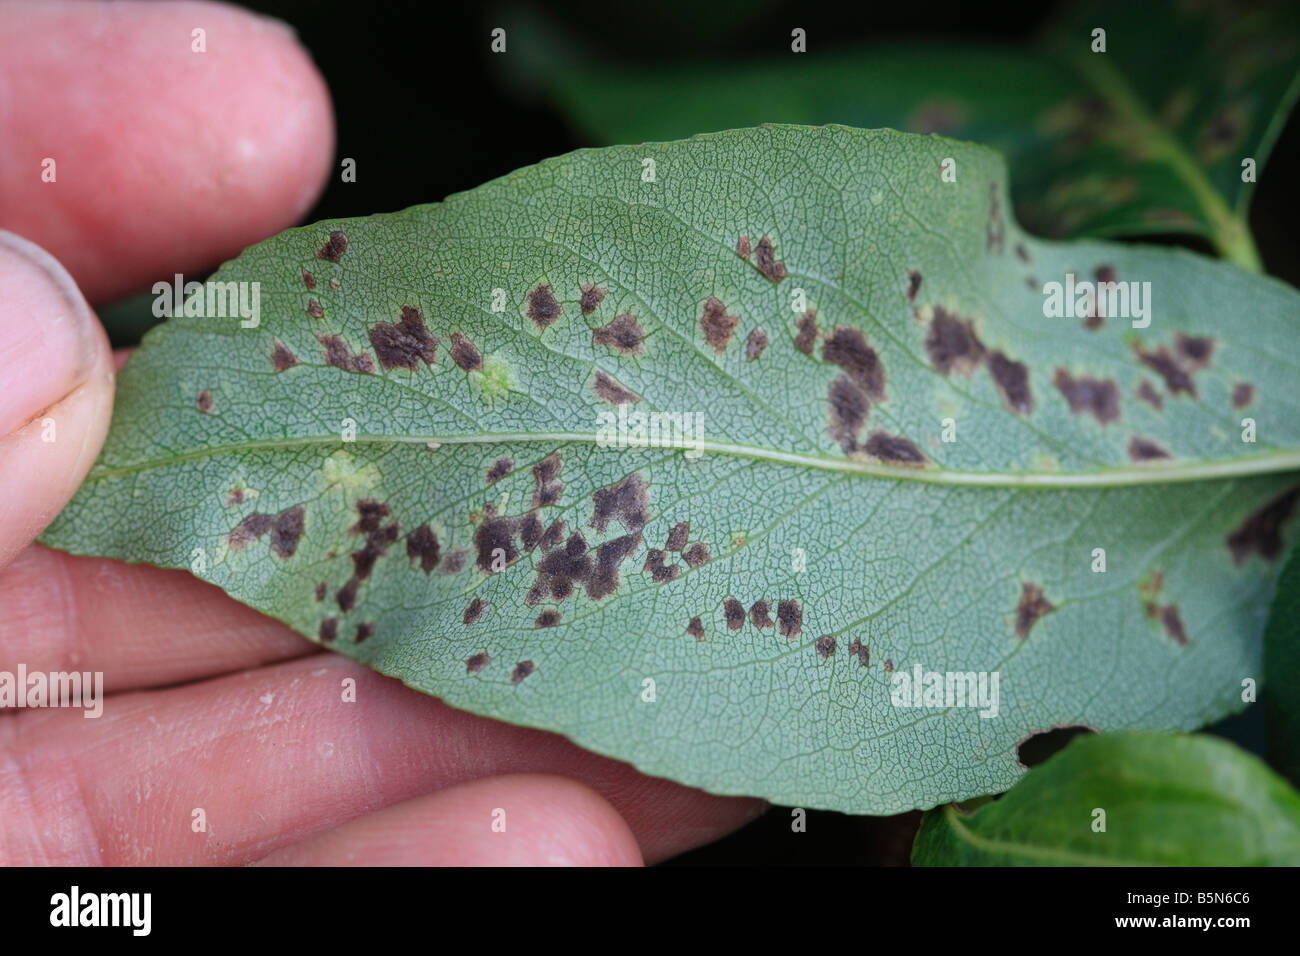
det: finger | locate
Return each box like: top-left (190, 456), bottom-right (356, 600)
top-left (0, 654), bottom-right (762, 865)
top-left (255, 775), bottom-right (643, 866)
top-left (0, 546), bottom-right (317, 690)
top-left (0, 0), bottom-right (334, 303)
top-left (0, 231), bottom-right (114, 569)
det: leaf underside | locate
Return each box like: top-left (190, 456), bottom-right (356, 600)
top-left (43, 125), bottom-right (1300, 813)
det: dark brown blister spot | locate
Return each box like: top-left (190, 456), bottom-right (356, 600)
top-left (440, 549), bottom-right (468, 574)
top-left (535, 609), bottom-right (561, 628)
top-left (319, 618), bottom-right (338, 642)
top-left (226, 488), bottom-right (245, 507)
top-left (827, 375), bottom-right (869, 452)
top-left (590, 472), bottom-right (650, 534)
top-left (1016, 244), bottom-right (1031, 264)
top-left (587, 533), bottom-right (641, 600)
top-left (335, 577), bottom-right (359, 613)
top-left (815, 635), bottom-right (836, 659)
top-left (1160, 605), bottom-right (1188, 646)
top-left (686, 616), bottom-right (705, 640)
top-left (270, 340), bottom-right (298, 372)
top-left (699, 296), bottom-right (739, 352)
top-left (736, 235), bottom-right (751, 260)
top-left (532, 452), bottom-right (564, 508)
top-left (1226, 487), bottom-right (1299, 565)
top-left (540, 518), bottom-right (566, 551)
top-left (1053, 369), bottom-right (1121, 425)
top-left (665, 521), bottom-right (689, 552)
top-left (592, 313), bottom-right (646, 355)
top-left (529, 531), bottom-right (595, 605)
top-left (777, 600), bottom-right (802, 639)
top-left (1095, 264), bottom-right (1116, 284)
top-left (314, 581), bottom-right (327, 601)
top-left (884, 659), bottom-right (894, 673)
top-left (511, 661), bottom-right (535, 684)
top-left (579, 282), bottom-right (606, 316)
top-left (823, 326), bottom-right (885, 401)
top-left (682, 542), bottom-right (710, 568)
top-left (302, 268), bottom-right (317, 290)
top-left (1136, 379), bottom-right (1164, 411)
top-left (487, 457), bottom-right (513, 484)
top-left (227, 512), bottom-right (273, 551)
top-left (466, 652), bottom-right (490, 673)
top-left (988, 351), bottom-right (1032, 414)
top-left (643, 549), bottom-right (679, 584)
top-left (594, 370), bottom-right (639, 405)
top-left (746, 328), bottom-right (767, 361)
top-left (848, 638), bottom-right (869, 667)
top-left (450, 332), bottom-right (483, 371)
top-left (1175, 333), bottom-right (1214, 370)
top-left (1135, 343), bottom-right (1196, 397)
top-left (197, 390), bottom-right (213, 413)
top-left (1128, 435), bottom-right (1172, 461)
top-left (318, 231), bottom-right (347, 262)
top-left (1015, 582), bottom-right (1055, 639)
top-left (329, 279), bottom-right (339, 291)
top-left (750, 600), bottom-right (773, 629)
top-left (368, 306), bottom-right (438, 372)
top-left (754, 236), bottom-right (786, 282)
top-left (354, 622), bottom-right (374, 643)
top-left (864, 430), bottom-right (928, 465)
top-left (407, 523), bottom-right (441, 574)
top-left (793, 310), bottom-right (819, 355)
top-left (519, 513), bottom-right (544, 553)
top-left (924, 308), bottom-right (984, 377)
top-left (723, 597), bottom-right (745, 630)
top-left (353, 499), bottom-right (391, 534)
top-left (906, 270), bottom-right (922, 303)
top-left (475, 512), bottom-right (521, 573)
top-left (1083, 313), bottom-right (1104, 331)
top-left (317, 333), bottom-right (375, 374)
top-left (307, 299), bottom-right (324, 319)
top-left (271, 506), bottom-right (305, 558)
top-left (351, 522), bottom-right (399, 580)
top-left (527, 283), bottom-right (562, 329)
top-left (1232, 382), bottom-right (1256, 408)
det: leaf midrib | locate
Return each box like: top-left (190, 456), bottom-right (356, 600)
top-left (84, 431), bottom-right (1300, 489)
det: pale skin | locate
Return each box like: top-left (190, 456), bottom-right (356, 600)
top-left (0, 0), bottom-right (762, 865)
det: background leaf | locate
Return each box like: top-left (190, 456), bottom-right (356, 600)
top-left (911, 732), bottom-right (1300, 864)
top-left (42, 125), bottom-right (1300, 813)
top-left (529, 0), bottom-right (1300, 268)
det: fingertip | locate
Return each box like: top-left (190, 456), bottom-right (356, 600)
top-left (0, 0), bottom-right (336, 302)
top-left (0, 231), bottom-right (113, 566)
top-left (256, 774), bottom-right (645, 867)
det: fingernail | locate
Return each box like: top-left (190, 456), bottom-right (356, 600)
top-left (0, 230), bottom-right (101, 436)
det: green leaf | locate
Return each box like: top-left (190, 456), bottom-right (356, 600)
top-left (911, 732), bottom-right (1300, 865)
top-left (533, 0), bottom-right (1300, 269)
top-left (1265, 542), bottom-right (1300, 786)
top-left (41, 125), bottom-right (1300, 814)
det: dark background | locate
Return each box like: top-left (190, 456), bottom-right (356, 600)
top-left (228, 0), bottom-right (1292, 864)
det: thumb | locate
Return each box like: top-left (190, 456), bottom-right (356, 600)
top-left (0, 229), bottom-right (114, 569)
